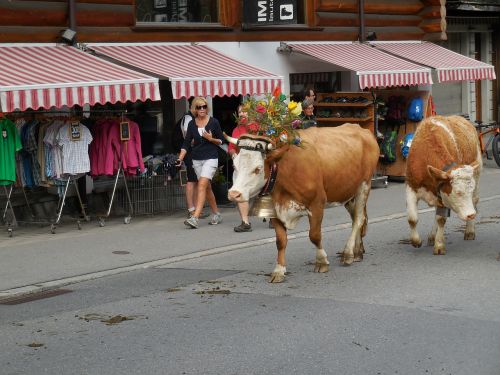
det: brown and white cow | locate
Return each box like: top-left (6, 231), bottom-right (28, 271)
top-left (405, 115), bottom-right (482, 255)
top-left (225, 124), bottom-right (379, 283)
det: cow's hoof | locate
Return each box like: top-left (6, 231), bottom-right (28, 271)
top-left (314, 263), bottom-right (329, 273)
top-left (354, 254), bottom-right (363, 262)
top-left (341, 254), bottom-right (354, 266)
top-left (433, 246), bottom-right (446, 255)
top-left (411, 238), bottom-right (423, 248)
top-left (464, 231), bottom-right (475, 240)
top-left (269, 272), bottom-right (285, 283)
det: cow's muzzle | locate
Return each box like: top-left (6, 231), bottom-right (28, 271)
top-left (228, 189), bottom-right (245, 202)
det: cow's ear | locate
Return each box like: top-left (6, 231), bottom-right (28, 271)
top-left (266, 145), bottom-right (290, 163)
top-left (427, 165), bottom-right (449, 182)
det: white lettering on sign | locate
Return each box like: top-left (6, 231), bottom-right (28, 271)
top-left (257, 1), bottom-right (267, 22)
top-left (178, 0), bottom-right (188, 22)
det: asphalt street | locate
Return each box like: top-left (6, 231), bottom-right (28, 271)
top-left (1, 161), bottom-right (499, 374)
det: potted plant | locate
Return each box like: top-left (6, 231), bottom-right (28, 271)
top-left (211, 166), bottom-right (229, 204)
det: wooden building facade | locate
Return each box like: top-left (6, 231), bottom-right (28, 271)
top-left (0, 0), bottom-right (447, 43)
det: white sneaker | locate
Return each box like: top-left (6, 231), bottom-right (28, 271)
top-left (184, 216), bottom-right (199, 229)
top-left (209, 213), bottom-right (223, 225)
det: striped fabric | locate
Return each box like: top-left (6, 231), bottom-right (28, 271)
top-left (90, 44), bottom-right (284, 99)
top-left (373, 42), bottom-right (496, 83)
top-left (0, 44), bottom-right (160, 112)
top-left (288, 43), bottom-right (433, 89)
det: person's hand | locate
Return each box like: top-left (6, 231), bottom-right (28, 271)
top-left (175, 159), bottom-right (183, 168)
top-left (202, 129), bottom-right (213, 141)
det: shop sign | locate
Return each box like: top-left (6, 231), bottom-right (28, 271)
top-left (243, 0), bottom-right (297, 26)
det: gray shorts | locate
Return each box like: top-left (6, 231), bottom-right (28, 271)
top-left (193, 158), bottom-right (218, 180)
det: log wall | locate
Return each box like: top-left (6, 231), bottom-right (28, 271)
top-left (0, 0), bottom-right (446, 43)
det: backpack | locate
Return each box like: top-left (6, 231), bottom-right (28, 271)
top-left (171, 111), bottom-right (192, 152)
top-left (401, 133), bottom-right (414, 159)
top-left (407, 97), bottom-right (424, 121)
top-left (385, 95), bottom-right (406, 124)
top-left (380, 130), bottom-right (398, 164)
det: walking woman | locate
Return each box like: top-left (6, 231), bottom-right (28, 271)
top-left (176, 97), bottom-right (224, 229)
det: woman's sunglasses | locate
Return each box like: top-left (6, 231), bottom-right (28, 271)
top-left (196, 105), bottom-right (208, 110)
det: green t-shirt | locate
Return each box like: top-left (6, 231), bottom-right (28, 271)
top-left (0, 118), bottom-right (22, 185)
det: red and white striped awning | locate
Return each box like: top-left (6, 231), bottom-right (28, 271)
top-left (0, 44), bottom-right (160, 112)
top-left (373, 41), bottom-right (496, 83)
top-left (89, 44), bottom-right (284, 99)
top-left (287, 42), bottom-right (433, 89)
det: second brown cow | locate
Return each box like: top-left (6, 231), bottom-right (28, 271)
top-left (405, 115), bottom-right (482, 255)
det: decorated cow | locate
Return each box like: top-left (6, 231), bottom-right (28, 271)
top-left (225, 124), bottom-right (379, 283)
top-left (405, 115), bottom-right (482, 255)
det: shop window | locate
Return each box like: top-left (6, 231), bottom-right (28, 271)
top-left (290, 72), bottom-right (341, 100)
top-left (136, 0), bottom-right (220, 24)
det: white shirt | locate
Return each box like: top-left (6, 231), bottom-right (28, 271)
top-left (56, 122), bottom-right (93, 175)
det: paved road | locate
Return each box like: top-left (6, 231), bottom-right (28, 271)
top-left (1, 163), bottom-right (499, 374)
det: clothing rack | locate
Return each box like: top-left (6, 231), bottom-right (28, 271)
top-left (3, 110), bottom-right (152, 235)
top-left (96, 162), bottom-right (133, 227)
top-left (50, 175), bottom-right (89, 234)
top-left (2, 185), bottom-right (17, 237)
top-left (1, 177), bottom-right (89, 236)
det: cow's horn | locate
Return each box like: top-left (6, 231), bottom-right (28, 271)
top-left (266, 142), bottom-right (275, 151)
top-left (223, 132), bottom-right (238, 145)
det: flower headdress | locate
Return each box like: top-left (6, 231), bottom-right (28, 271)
top-left (238, 87), bottom-right (303, 147)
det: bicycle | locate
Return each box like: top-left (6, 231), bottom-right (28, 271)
top-left (474, 120), bottom-right (500, 167)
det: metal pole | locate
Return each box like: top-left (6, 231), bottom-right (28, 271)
top-left (68, 0), bottom-right (76, 31)
top-left (359, 0), bottom-right (365, 42)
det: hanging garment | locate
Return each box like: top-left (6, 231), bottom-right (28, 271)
top-left (0, 117), bottom-right (23, 185)
top-left (56, 121), bottom-right (93, 175)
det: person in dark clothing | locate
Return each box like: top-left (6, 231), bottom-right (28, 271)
top-left (301, 99), bottom-right (318, 129)
top-left (302, 88), bottom-right (316, 103)
top-left (176, 97), bottom-right (224, 229)
top-left (178, 108), bottom-right (200, 218)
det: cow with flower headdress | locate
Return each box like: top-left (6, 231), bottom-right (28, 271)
top-left (224, 88), bottom-right (379, 283)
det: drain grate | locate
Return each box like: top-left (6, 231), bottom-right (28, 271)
top-left (0, 289), bottom-right (73, 305)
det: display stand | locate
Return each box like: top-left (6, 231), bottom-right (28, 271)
top-left (50, 175), bottom-right (90, 234)
top-left (315, 92), bottom-right (374, 132)
top-left (2, 185), bottom-right (17, 237)
top-left (315, 91), bottom-right (387, 187)
top-left (96, 163), bottom-right (133, 227)
top-left (375, 90), bottom-right (430, 178)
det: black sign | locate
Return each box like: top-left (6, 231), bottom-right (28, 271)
top-left (120, 122), bottom-right (130, 141)
top-left (243, 0), bottom-right (297, 26)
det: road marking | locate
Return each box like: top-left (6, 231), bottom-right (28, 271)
top-left (1, 195), bottom-right (499, 301)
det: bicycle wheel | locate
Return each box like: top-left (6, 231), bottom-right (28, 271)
top-left (492, 133), bottom-right (500, 167)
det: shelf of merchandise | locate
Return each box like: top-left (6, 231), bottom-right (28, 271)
top-left (315, 92), bottom-right (374, 132)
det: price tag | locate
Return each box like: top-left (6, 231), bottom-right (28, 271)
top-left (70, 122), bottom-right (81, 141)
top-left (2, 130), bottom-right (7, 139)
top-left (120, 122), bottom-right (130, 141)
